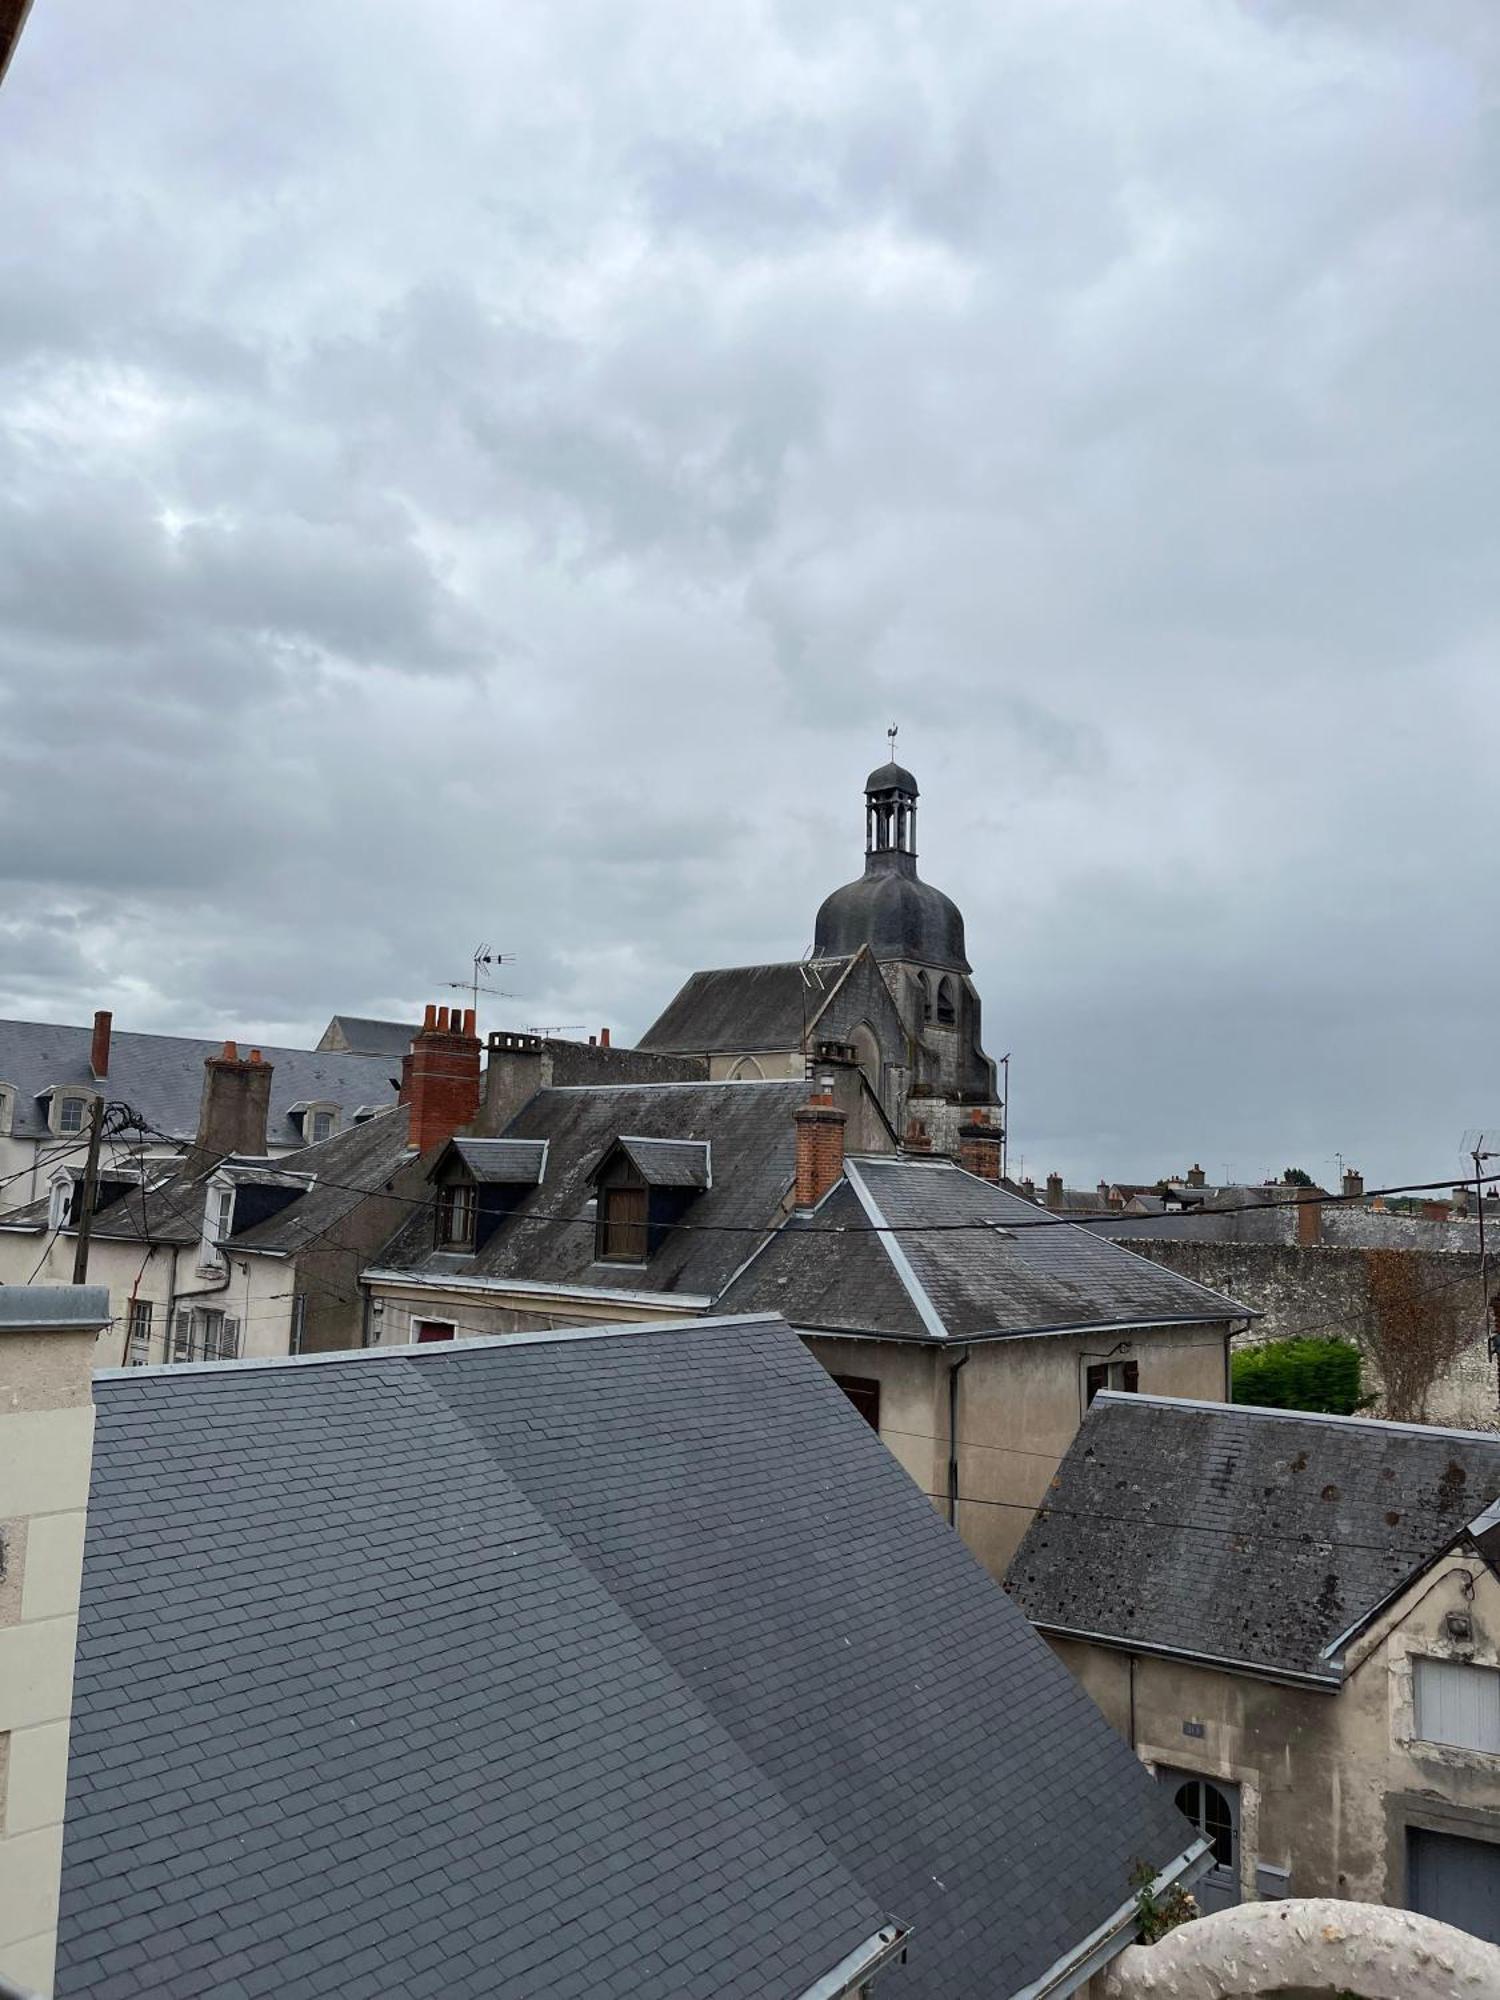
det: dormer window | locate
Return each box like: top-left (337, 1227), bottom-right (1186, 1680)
top-left (50, 1090), bottom-right (94, 1138)
top-left (589, 1137), bottom-right (710, 1266)
top-left (289, 1100), bottom-right (340, 1144)
top-left (0, 1083), bottom-right (14, 1137)
top-left (438, 1182), bottom-right (477, 1249)
top-left (200, 1181), bottom-right (235, 1271)
top-left (48, 1174), bottom-right (75, 1231)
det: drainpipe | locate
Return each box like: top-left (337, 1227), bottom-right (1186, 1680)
top-left (947, 1347), bottom-right (971, 1526)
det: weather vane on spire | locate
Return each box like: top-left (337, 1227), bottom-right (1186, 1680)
top-left (888, 722), bottom-right (898, 758)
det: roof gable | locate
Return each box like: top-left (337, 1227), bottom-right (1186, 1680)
top-left (61, 1317), bottom-right (1198, 1999)
top-left (638, 959), bottom-right (854, 1054)
top-left (1007, 1395), bottom-right (1500, 1681)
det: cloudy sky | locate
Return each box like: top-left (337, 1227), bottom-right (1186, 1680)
top-left (2, 1), bottom-right (1497, 1186)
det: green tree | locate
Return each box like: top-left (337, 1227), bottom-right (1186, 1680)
top-left (1282, 1167), bottom-right (1315, 1188)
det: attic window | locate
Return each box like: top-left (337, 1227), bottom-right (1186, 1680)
top-left (310, 1110), bottom-right (335, 1143)
top-left (55, 1092), bottom-right (89, 1137)
top-left (0, 1084), bottom-right (13, 1137)
top-left (438, 1183), bottom-right (477, 1250)
top-left (598, 1183), bottom-right (648, 1263)
top-left (1085, 1358), bottom-right (1139, 1408)
top-left (200, 1183), bottom-right (235, 1270)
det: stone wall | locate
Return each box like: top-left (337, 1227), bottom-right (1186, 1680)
top-left (1121, 1235), bottom-right (1497, 1432)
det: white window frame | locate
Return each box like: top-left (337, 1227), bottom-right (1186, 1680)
top-left (47, 1173), bottom-right (75, 1232)
top-left (200, 1179), bottom-right (236, 1271)
top-left (300, 1101), bottom-right (339, 1144)
top-left (52, 1091), bottom-right (91, 1138)
top-left (169, 1307), bottom-right (241, 1364)
top-left (0, 1082), bottom-right (14, 1137)
top-left (126, 1298), bottom-right (154, 1365)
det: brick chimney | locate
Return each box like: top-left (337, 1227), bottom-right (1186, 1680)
top-left (0, 1284), bottom-right (111, 1993)
top-left (794, 1082), bottom-right (847, 1209)
top-left (1295, 1190), bottom-right (1323, 1247)
top-left (195, 1043), bottom-right (274, 1160)
top-left (1342, 1168), bottom-right (1364, 1200)
top-left (958, 1112), bottom-right (1002, 1184)
top-left (903, 1116), bottom-right (933, 1155)
top-left (1045, 1172), bottom-right (1064, 1210)
top-left (1020, 1176), bottom-right (1037, 1201)
top-left (89, 1009), bottom-right (112, 1081)
top-left (400, 1004), bottom-right (482, 1155)
top-left (1186, 1163), bottom-right (1206, 1189)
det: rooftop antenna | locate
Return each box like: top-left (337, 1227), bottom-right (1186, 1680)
top-left (444, 942), bottom-right (517, 1015)
top-left (524, 1024), bottom-right (586, 1037)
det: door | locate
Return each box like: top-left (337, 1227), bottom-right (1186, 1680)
top-left (1160, 1769), bottom-right (1240, 1912)
top-left (1408, 1827), bottom-right (1500, 1946)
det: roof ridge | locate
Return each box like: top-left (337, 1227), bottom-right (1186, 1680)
top-left (1094, 1389), bottom-right (1500, 1445)
top-left (843, 1160), bottom-right (948, 1340)
top-left (540, 1079), bottom-right (809, 1093)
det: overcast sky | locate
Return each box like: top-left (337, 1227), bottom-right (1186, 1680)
top-left (2, 2), bottom-right (1497, 1187)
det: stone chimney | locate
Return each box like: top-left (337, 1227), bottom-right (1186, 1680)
top-left (1020, 1176), bottom-right (1037, 1202)
top-left (0, 1284), bottom-right (111, 1995)
top-left (89, 1010), bottom-right (112, 1082)
top-left (1452, 1185), bottom-right (1471, 1217)
top-left (400, 1005), bottom-right (482, 1156)
top-left (1342, 1168), bottom-right (1365, 1201)
top-left (1045, 1172), bottom-right (1064, 1210)
top-left (194, 1042), bottom-right (274, 1161)
top-left (794, 1082), bottom-right (847, 1209)
top-left (477, 1030), bottom-right (548, 1137)
top-left (1186, 1163), bottom-right (1206, 1189)
top-left (958, 1112), bottom-right (1002, 1184)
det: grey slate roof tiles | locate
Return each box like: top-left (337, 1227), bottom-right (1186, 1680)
top-left (637, 959), bottom-right (853, 1054)
top-left (720, 1156), bottom-right (1247, 1339)
top-left (1006, 1393), bottom-right (1500, 1680)
top-left (60, 1316), bottom-right (1197, 2000)
top-left (604, 1137), bottom-right (711, 1188)
top-left (0, 1016), bottom-right (400, 1148)
top-left (377, 1081), bottom-right (809, 1301)
top-left (447, 1136), bottom-right (547, 1184)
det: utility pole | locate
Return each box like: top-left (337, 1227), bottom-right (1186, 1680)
top-left (999, 1053), bottom-right (1011, 1182)
top-left (1476, 1140), bottom-right (1499, 1404)
top-left (71, 1095), bottom-right (106, 1284)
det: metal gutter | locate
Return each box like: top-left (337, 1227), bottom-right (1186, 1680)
top-left (797, 1922), bottom-right (909, 2000)
top-left (1030, 1620), bottom-right (1341, 1692)
top-left (844, 1159), bottom-right (948, 1339)
top-left (360, 1266), bottom-right (713, 1310)
top-left (1008, 1841), bottom-right (1210, 2000)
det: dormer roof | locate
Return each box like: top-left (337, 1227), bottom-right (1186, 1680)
top-left (592, 1137), bottom-right (711, 1190)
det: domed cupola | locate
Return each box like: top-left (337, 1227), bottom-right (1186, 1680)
top-left (813, 753), bottom-right (971, 972)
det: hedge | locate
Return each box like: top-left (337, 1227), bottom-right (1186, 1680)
top-left (1232, 1337), bottom-right (1363, 1415)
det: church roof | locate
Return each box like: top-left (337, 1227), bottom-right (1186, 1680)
top-left (638, 958), bottom-right (854, 1055)
top-left (865, 759), bottom-right (918, 795)
top-left (813, 855), bottom-right (970, 972)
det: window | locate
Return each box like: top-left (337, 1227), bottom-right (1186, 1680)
top-left (0, 1084), bottom-right (12, 1137)
top-left (1161, 1769), bottom-right (1240, 1913)
top-left (936, 977), bottom-right (957, 1027)
top-left (597, 1182), bottom-right (648, 1262)
top-left (126, 1299), bottom-right (153, 1365)
top-left (834, 1375), bottom-right (881, 1430)
top-left (290, 1294), bottom-right (308, 1356)
top-left (437, 1182), bottom-right (477, 1249)
top-left (169, 1308), bottom-right (241, 1363)
top-left (310, 1110), bottom-right (335, 1143)
top-left (201, 1183), bottom-right (235, 1268)
top-left (57, 1094), bottom-right (87, 1136)
top-left (1414, 1658), bottom-right (1500, 1753)
top-left (412, 1318), bottom-right (457, 1344)
top-left (1085, 1358), bottom-right (1139, 1407)
top-left (47, 1177), bottom-right (74, 1231)
top-left (917, 971), bottom-right (932, 1024)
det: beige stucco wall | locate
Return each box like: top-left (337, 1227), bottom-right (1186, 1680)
top-left (803, 1320), bottom-right (1231, 1578)
top-left (0, 1324), bottom-right (97, 1997)
top-left (1044, 1555), bottom-right (1500, 1914)
top-left (365, 1279), bottom-right (702, 1346)
top-left (0, 1228), bottom-right (297, 1368)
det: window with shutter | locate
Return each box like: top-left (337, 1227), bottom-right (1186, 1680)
top-left (1414, 1658), bottom-right (1500, 1753)
top-left (126, 1299), bottom-right (153, 1365)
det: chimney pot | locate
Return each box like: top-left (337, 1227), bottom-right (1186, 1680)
top-left (90, 1009), bottom-right (112, 1080)
top-left (588, 1035), bottom-right (597, 1047)
top-left (222, 1039), bottom-right (238, 1061)
top-left (600, 1027), bottom-right (611, 1048)
top-left (423, 1003), bottom-right (437, 1030)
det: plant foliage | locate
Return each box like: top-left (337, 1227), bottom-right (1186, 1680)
top-left (1232, 1337), bottom-right (1363, 1415)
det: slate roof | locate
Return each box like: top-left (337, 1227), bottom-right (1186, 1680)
top-left (600, 1137), bottom-right (712, 1188)
top-left (1, 1105), bottom-right (415, 1255)
top-left (447, 1137), bottom-right (547, 1184)
top-left (317, 1015), bottom-right (417, 1057)
top-left (719, 1156), bottom-right (1248, 1340)
top-left (373, 1081), bottom-right (809, 1302)
top-left (59, 1315), bottom-right (1199, 2000)
top-left (0, 1017), bottom-right (400, 1149)
top-left (638, 958), bottom-right (853, 1054)
top-left (1006, 1394), bottom-right (1500, 1683)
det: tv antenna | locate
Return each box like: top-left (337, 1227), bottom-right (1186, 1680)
top-left (445, 942), bottom-right (517, 1014)
top-left (524, 1024), bottom-right (586, 1037)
